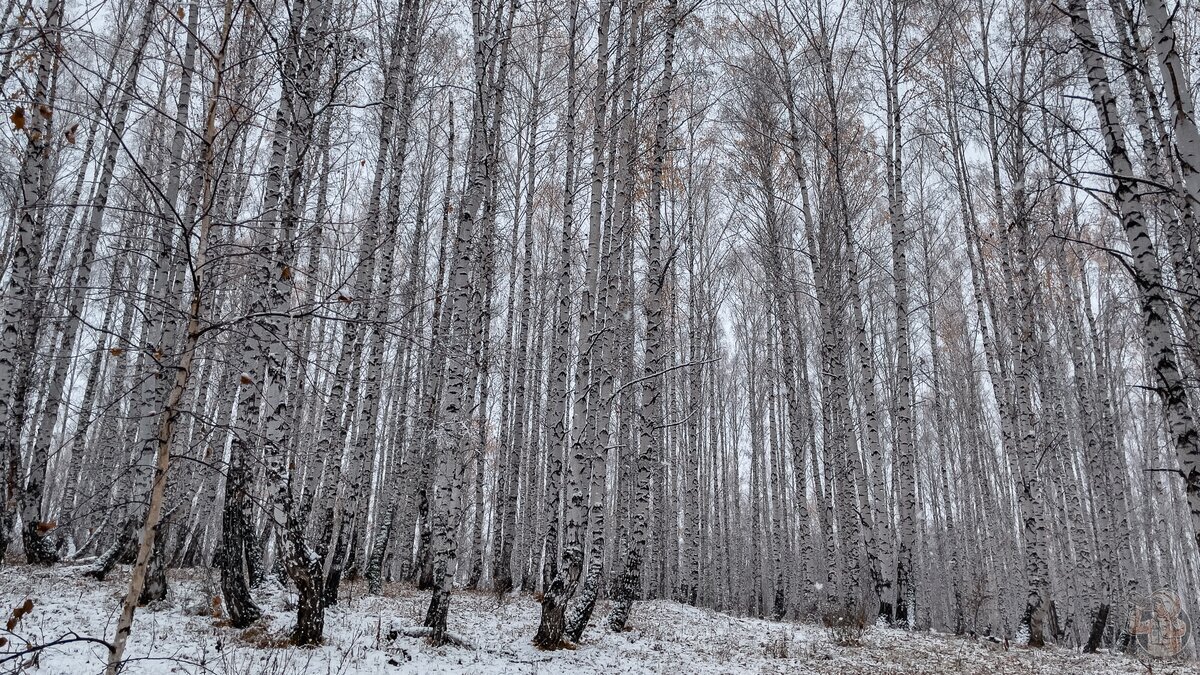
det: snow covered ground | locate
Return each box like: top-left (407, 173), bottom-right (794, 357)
top-left (1, 565), bottom-right (1196, 674)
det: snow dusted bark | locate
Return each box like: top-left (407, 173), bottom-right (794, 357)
top-left (57, 279), bottom-right (117, 535)
top-left (105, 0), bottom-right (229, 660)
top-left (609, 0), bottom-right (678, 634)
top-left (1008, 122), bottom-right (1049, 650)
top-left (464, 0), bottom-right (516, 590)
top-left (566, 0), bottom-right (643, 640)
top-left (106, 250), bottom-right (209, 673)
top-left (0, 0), bottom-right (60, 563)
top-left (0, 0), bottom-right (1193, 650)
top-left (777, 50), bottom-right (819, 599)
top-left (225, 0), bottom-right (329, 644)
top-left (103, 0), bottom-right (203, 599)
top-left (535, 0), bottom-right (612, 648)
top-left (1144, 0), bottom-right (1200, 218)
top-left (880, 1), bottom-right (917, 627)
top-left (494, 18), bottom-right (546, 594)
top-left (422, 120), bottom-right (479, 640)
top-left (424, 0), bottom-right (507, 644)
top-left (993, 57), bottom-right (1051, 638)
top-left (539, 0), bottom-right (580, 596)
top-left (765, 343), bottom-right (788, 618)
top-left (1070, 0), bottom-right (1200, 557)
top-left (329, 0), bottom-right (418, 604)
top-left (20, 0), bottom-right (155, 564)
top-left (401, 101), bottom-right (457, 589)
top-left (1127, 0), bottom-right (1200, 375)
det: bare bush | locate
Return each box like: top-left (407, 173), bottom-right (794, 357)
top-left (763, 630), bottom-right (791, 658)
top-left (822, 604), bottom-right (868, 648)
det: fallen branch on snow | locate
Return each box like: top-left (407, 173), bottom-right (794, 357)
top-left (388, 626), bottom-right (475, 649)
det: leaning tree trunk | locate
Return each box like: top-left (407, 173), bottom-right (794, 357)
top-left (21, 0), bottom-right (156, 564)
top-left (96, 0), bottom-right (199, 594)
top-left (1, 0), bottom-right (60, 564)
top-left (1070, 0), bottom-right (1200, 556)
top-left (103, 0), bottom-right (226, 654)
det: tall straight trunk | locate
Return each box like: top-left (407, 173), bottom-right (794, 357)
top-left (535, 0), bottom-right (612, 649)
top-left (494, 23), bottom-right (545, 593)
top-left (566, 0), bottom-right (642, 641)
top-left (539, 0), bottom-right (580, 595)
top-left (463, 0), bottom-right (516, 590)
top-left (233, 0), bottom-right (328, 645)
top-left (882, 2), bottom-right (917, 627)
top-left (312, 0), bottom-right (406, 593)
top-left (778, 51), bottom-right (819, 599)
top-left (328, 0), bottom-right (419, 603)
top-left (424, 0), bottom-right (504, 644)
top-left (609, 0), bottom-right (677, 634)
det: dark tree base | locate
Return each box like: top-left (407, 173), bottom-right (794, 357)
top-left (293, 575), bottom-right (326, 647)
top-left (492, 537), bottom-right (514, 597)
top-left (84, 519), bottom-right (135, 581)
top-left (424, 585), bottom-right (452, 647)
top-left (534, 547), bottom-right (582, 649)
top-left (22, 522), bottom-right (59, 565)
top-left (366, 506), bottom-right (396, 596)
top-left (878, 600), bottom-right (895, 626)
top-left (1021, 602), bottom-right (1046, 648)
top-left (564, 562), bottom-right (602, 643)
top-left (772, 584), bottom-right (786, 621)
top-left (1083, 603), bottom-right (1110, 653)
top-left (219, 546), bottom-right (262, 627)
top-left (138, 542), bottom-right (168, 605)
top-left (607, 549), bottom-right (641, 633)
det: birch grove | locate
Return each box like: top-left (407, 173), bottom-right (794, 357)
top-left (1, 0), bottom-right (1200, 662)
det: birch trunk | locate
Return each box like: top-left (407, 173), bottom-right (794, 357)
top-left (0, 0), bottom-right (61, 563)
top-left (1070, 0), bottom-right (1200, 557)
top-left (609, 0), bottom-right (677, 634)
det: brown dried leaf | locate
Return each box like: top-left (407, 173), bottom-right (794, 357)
top-left (7, 598), bottom-right (33, 631)
top-left (10, 106), bottom-right (24, 130)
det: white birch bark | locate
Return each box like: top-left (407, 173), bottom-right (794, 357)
top-left (609, 0), bottom-right (678, 633)
top-left (105, 0), bottom-right (231, 659)
top-left (1070, 0), bottom-right (1200, 558)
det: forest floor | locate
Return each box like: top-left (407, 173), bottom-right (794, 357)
top-left (0, 564), bottom-right (1196, 674)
